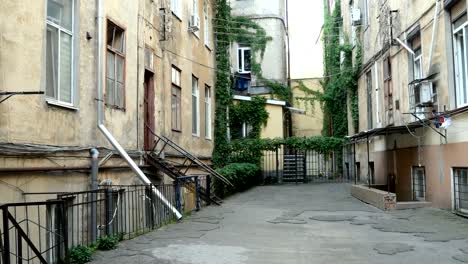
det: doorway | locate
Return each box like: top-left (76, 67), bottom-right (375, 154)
top-left (144, 70), bottom-right (155, 151)
top-left (412, 166), bottom-right (426, 201)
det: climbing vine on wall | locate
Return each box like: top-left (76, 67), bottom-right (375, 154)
top-left (229, 97), bottom-right (269, 140)
top-left (321, 0), bottom-right (362, 137)
top-left (213, 0), bottom-right (232, 168)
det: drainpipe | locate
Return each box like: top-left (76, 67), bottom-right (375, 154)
top-left (95, 0), bottom-right (182, 219)
top-left (427, 0), bottom-right (441, 76)
top-left (90, 148), bottom-right (99, 242)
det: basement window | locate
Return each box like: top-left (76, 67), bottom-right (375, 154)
top-left (454, 168), bottom-right (468, 214)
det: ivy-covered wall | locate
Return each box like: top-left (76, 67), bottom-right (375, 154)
top-left (321, 0), bottom-right (361, 137)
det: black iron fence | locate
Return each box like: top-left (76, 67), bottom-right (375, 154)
top-left (0, 200), bottom-right (69, 264)
top-left (261, 146), bottom-right (345, 184)
top-left (1, 176), bottom-right (209, 263)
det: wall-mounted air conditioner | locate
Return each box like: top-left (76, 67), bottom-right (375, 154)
top-left (351, 8), bottom-right (362, 26)
top-left (189, 15), bottom-right (200, 32)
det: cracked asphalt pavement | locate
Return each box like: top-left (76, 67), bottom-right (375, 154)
top-left (91, 184), bottom-right (468, 263)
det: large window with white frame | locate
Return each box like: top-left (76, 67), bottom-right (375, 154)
top-left (106, 20), bottom-right (126, 109)
top-left (237, 47), bottom-right (251, 73)
top-left (192, 76), bottom-right (200, 136)
top-left (204, 85), bottom-right (212, 139)
top-left (171, 0), bottom-right (182, 19)
top-left (171, 67), bottom-right (182, 131)
top-left (45, 0), bottom-right (75, 106)
top-left (204, 0), bottom-right (210, 47)
top-left (413, 47), bottom-right (423, 80)
top-left (453, 14), bottom-right (468, 107)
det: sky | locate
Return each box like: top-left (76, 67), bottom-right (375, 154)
top-left (288, 0), bottom-right (324, 79)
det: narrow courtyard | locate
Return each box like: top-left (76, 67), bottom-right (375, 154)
top-left (91, 184), bottom-right (468, 264)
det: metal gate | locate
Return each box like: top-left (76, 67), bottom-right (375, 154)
top-left (261, 145), bottom-right (345, 184)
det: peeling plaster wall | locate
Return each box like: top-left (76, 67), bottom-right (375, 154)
top-left (0, 0), bottom-right (216, 201)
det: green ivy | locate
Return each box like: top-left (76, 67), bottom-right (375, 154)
top-left (230, 97), bottom-right (269, 140)
top-left (213, 0), bottom-right (232, 168)
top-left (215, 163), bottom-right (261, 197)
top-left (69, 245), bottom-right (94, 264)
top-left (321, 0), bottom-right (361, 136)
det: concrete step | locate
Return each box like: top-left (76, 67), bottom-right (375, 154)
top-left (396, 201), bottom-right (432, 210)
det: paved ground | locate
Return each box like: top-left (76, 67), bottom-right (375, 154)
top-left (92, 184), bottom-right (468, 263)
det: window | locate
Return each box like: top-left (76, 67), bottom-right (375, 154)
top-left (454, 168), bottom-right (468, 213)
top-left (363, 0), bottom-right (370, 26)
top-left (412, 167), bottom-right (426, 201)
top-left (205, 85), bottom-right (212, 139)
top-left (413, 48), bottom-right (423, 80)
top-left (204, 1), bottom-right (210, 46)
top-left (366, 70), bottom-right (373, 129)
top-left (192, 76), bottom-right (200, 136)
top-left (368, 162), bottom-right (375, 184)
top-left (45, 0), bottom-right (75, 106)
top-left (237, 47), bottom-right (252, 73)
top-left (454, 14), bottom-right (468, 107)
top-left (106, 20), bottom-right (125, 109)
top-left (171, 67), bottom-right (182, 131)
top-left (171, 0), bottom-right (182, 19)
top-left (383, 57), bottom-right (393, 111)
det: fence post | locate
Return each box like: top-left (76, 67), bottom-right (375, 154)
top-left (61, 202), bottom-right (70, 264)
top-left (303, 152), bottom-right (307, 184)
top-left (2, 207), bottom-right (10, 264)
top-left (175, 179), bottom-right (182, 213)
top-left (276, 147), bottom-right (281, 184)
top-left (206, 176), bottom-right (211, 206)
top-left (17, 230), bottom-right (22, 264)
top-left (104, 188), bottom-right (112, 235)
top-left (295, 150), bottom-right (298, 184)
top-left (195, 176), bottom-right (201, 211)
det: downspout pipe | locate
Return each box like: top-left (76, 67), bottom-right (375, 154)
top-left (427, 0), bottom-right (441, 77)
top-left (90, 148), bottom-right (99, 242)
top-left (95, 0), bottom-right (182, 219)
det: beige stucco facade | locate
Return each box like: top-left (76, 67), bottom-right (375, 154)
top-left (0, 0), bottom-right (216, 203)
top-left (291, 78), bottom-right (323, 137)
top-left (341, 0), bottom-right (468, 209)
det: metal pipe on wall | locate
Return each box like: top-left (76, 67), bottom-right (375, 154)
top-left (90, 148), bottom-right (99, 241)
top-left (95, 0), bottom-right (182, 219)
top-left (427, 0), bottom-right (441, 77)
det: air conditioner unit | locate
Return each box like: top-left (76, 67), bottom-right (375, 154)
top-left (189, 15), bottom-right (200, 32)
top-left (351, 8), bottom-right (362, 26)
top-left (420, 81), bottom-right (433, 104)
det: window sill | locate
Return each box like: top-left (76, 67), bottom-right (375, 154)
top-left (192, 133), bottom-right (200, 138)
top-left (191, 31), bottom-right (200, 39)
top-left (105, 104), bottom-right (126, 112)
top-left (46, 99), bottom-right (78, 111)
top-left (205, 137), bottom-right (212, 141)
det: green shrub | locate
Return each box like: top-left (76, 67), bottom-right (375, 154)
top-left (69, 245), bottom-right (94, 264)
top-left (96, 235), bottom-right (119, 250)
top-left (216, 163), bottom-right (261, 197)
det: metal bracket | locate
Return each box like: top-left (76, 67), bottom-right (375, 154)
top-left (0, 91), bottom-right (44, 104)
top-left (407, 112), bottom-right (447, 139)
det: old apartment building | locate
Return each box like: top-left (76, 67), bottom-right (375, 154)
top-left (0, 0), bottom-right (216, 203)
top-left (227, 0), bottom-right (291, 139)
top-left (343, 0), bottom-right (468, 211)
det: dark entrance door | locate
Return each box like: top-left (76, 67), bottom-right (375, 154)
top-left (144, 70), bottom-right (155, 151)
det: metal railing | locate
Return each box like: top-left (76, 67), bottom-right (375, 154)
top-left (2, 178), bottom-right (209, 263)
top-left (0, 200), bottom-right (69, 264)
top-left (261, 146), bottom-right (344, 184)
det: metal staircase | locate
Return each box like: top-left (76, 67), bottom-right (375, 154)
top-left (283, 154), bottom-right (306, 183)
top-left (144, 126), bottom-right (232, 205)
